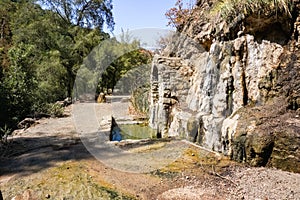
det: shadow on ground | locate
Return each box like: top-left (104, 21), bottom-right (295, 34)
top-left (0, 135), bottom-right (93, 177)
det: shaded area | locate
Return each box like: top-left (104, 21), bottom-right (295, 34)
top-left (244, 15), bottom-right (291, 45)
top-left (0, 135), bottom-right (92, 177)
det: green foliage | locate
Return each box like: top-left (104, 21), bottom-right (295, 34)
top-left (46, 103), bottom-right (65, 118)
top-left (99, 47), bottom-right (152, 93)
top-left (102, 31), bottom-right (152, 92)
top-left (30, 102), bottom-right (65, 118)
top-left (114, 60), bottom-right (152, 95)
top-left (0, 0), bottom-right (114, 132)
top-left (0, 124), bottom-right (11, 143)
top-left (0, 42), bottom-right (38, 128)
top-left (76, 31), bottom-right (153, 96)
top-left (113, 56), bottom-right (152, 115)
top-left (38, 0), bottom-right (114, 31)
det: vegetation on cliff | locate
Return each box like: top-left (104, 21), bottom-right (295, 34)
top-left (167, 0), bottom-right (294, 29)
top-left (212, 0), bottom-right (293, 18)
top-left (166, 0), bottom-right (294, 47)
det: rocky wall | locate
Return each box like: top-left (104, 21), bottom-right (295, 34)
top-left (149, 1), bottom-right (300, 172)
top-left (150, 34), bottom-right (283, 149)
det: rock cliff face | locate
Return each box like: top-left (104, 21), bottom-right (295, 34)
top-left (149, 0), bottom-right (300, 172)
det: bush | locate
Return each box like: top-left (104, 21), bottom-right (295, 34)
top-left (46, 103), bottom-right (65, 117)
top-left (33, 102), bottom-right (65, 118)
top-left (165, 0), bottom-right (195, 30)
top-left (0, 124), bottom-right (11, 144)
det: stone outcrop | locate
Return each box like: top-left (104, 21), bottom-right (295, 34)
top-left (149, 0), bottom-right (300, 172)
top-left (17, 118), bottom-right (36, 129)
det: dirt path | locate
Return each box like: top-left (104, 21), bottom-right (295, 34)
top-left (0, 98), bottom-right (300, 199)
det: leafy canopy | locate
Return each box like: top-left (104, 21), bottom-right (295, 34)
top-left (38, 0), bottom-right (114, 31)
top-left (0, 0), bottom-right (152, 136)
top-left (0, 0), bottom-right (113, 133)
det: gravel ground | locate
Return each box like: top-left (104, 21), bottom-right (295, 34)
top-left (0, 99), bottom-right (299, 200)
top-left (158, 166), bottom-right (300, 200)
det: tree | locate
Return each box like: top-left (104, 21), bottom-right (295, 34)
top-left (35, 0), bottom-right (113, 98)
top-left (9, 2), bottom-right (69, 104)
top-left (96, 37), bottom-right (152, 93)
top-left (0, 42), bottom-right (38, 129)
top-left (10, 0), bottom-right (111, 99)
top-left (74, 31), bottom-right (153, 99)
top-left (165, 0), bottom-right (195, 30)
top-left (38, 0), bottom-right (114, 31)
top-left (0, 0), bottom-right (15, 72)
top-left (0, 0), bottom-right (113, 133)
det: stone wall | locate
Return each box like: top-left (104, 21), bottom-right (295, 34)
top-left (150, 35), bottom-right (283, 150)
top-left (149, 55), bottom-right (194, 138)
top-left (149, 1), bottom-right (300, 172)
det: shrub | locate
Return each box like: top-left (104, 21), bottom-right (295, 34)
top-left (46, 103), bottom-right (65, 117)
top-left (211, 0), bottom-right (294, 21)
top-left (166, 0), bottom-right (195, 30)
top-left (0, 124), bottom-right (11, 144)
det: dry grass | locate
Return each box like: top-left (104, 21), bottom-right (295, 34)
top-left (210, 0), bottom-right (294, 20)
top-left (160, 146), bottom-right (236, 174)
top-left (1, 161), bottom-right (135, 199)
top-left (126, 142), bottom-right (166, 153)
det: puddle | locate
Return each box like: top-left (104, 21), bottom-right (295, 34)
top-left (119, 124), bottom-right (157, 140)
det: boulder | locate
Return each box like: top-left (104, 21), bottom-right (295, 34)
top-left (17, 118), bottom-right (36, 129)
top-left (229, 99), bottom-right (300, 173)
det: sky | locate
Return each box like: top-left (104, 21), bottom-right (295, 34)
top-left (110, 0), bottom-right (177, 35)
top-left (108, 0), bottom-right (178, 49)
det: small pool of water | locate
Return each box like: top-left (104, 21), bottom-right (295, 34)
top-left (119, 124), bottom-right (157, 139)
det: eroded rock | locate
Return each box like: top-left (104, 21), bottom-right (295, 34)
top-left (149, 0), bottom-right (300, 172)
